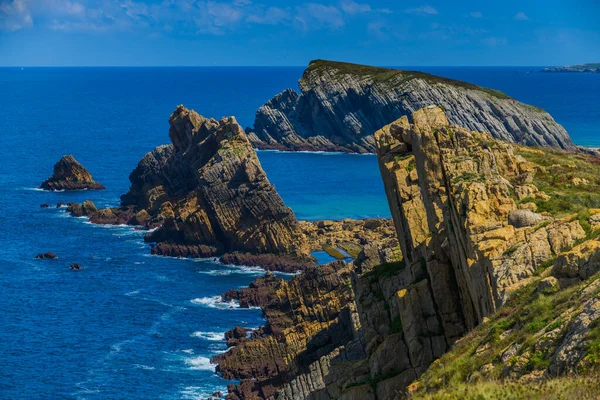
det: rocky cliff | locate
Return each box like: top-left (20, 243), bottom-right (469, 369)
top-left (40, 155), bottom-right (104, 191)
top-left (248, 60), bottom-right (574, 153)
top-left (129, 105), bottom-right (312, 266)
top-left (65, 102), bottom-right (397, 271)
top-left (65, 105), bottom-right (309, 269)
top-left (219, 106), bottom-right (600, 399)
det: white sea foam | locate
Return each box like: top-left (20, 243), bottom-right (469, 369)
top-left (133, 364), bottom-right (155, 370)
top-left (181, 349), bottom-right (194, 354)
top-left (190, 296), bottom-right (240, 309)
top-left (184, 356), bottom-right (216, 371)
top-left (198, 265), bottom-right (265, 276)
top-left (23, 187), bottom-right (45, 191)
top-left (191, 331), bottom-right (225, 341)
top-left (179, 386), bottom-right (215, 400)
top-left (255, 149), bottom-right (376, 156)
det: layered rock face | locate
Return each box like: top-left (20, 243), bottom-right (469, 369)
top-left (248, 60), bottom-right (574, 153)
top-left (40, 155), bottom-right (104, 191)
top-left (375, 106), bottom-right (583, 332)
top-left (118, 105), bottom-right (310, 264)
top-left (215, 261), bottom-right (360, 400)
top-left (219, 106), bottom-right (600, 399)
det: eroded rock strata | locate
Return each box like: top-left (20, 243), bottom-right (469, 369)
top-left (40, 155), bottom-right (104, 191)
top-left (248, 60), bottom-right (573, 153)
top-left (66, 106), bottom-right (312, 268)
top-left (218, 106), bottom-right (600, 399)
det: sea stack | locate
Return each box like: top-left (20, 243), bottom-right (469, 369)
top-left (120, 105), bottom-right (311, 267)
top-left (40, 155), bottom-right (104, 191)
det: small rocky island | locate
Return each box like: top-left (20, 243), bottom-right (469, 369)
top-left (40, 155), bottom-right (104, 191)
top-left (541, 63), bottom-right (600, 73)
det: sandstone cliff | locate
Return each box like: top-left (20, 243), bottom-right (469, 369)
top-left (40, 155), bottom-right (104, 191)
top-left (219, 106), bottom-right (600, 399)
top-left (248, 60), bottom-right (573, 153)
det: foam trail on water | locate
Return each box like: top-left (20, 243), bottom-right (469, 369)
top-left (198, 265), bottom-right (265, 276)
top-left (190, 296), bottom-right (243, 309)
top-left (191, 331), bottom-right (225, 341)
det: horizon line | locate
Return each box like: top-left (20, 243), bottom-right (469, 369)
top-left (0, 65), bottom-right (554, 68)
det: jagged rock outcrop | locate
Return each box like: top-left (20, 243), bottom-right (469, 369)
top-left (215, 261), bottom-right (359, 400)
top-left (219, 106), bottom-right (600, 399)
top-left (299, 218), bottom-right (398, 259)
top-left (67, 105), bottom-right (312, 269)
top-left (40, 155), bottom-right (104, 191)
top-left (122, 105), bottom-right (310, 263)
top-left (248, 60), bottom-right (574, 154)
top-left (375, 106), bottom-right (584, 330)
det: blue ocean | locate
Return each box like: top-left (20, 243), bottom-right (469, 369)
top-left (0, 67), bottom-right (598, 399)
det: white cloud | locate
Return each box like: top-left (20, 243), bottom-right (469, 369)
top-left (405, 5), bottom-right (438, 15)
top-left (246, 7), bottom-right (289, 25)
top-left (295, 3), bottom-right (344, 30)
top-left (514, 11), bottom-right (529, 21)
top-left (0, 0), bottom-right (33, 31)
top-left (207, 1), bottom-right (244, 27)
top-left (367, 20), bottom-right (388, 39)
top-left (469, 11), bottom-right (482, 18)
top-left (0, 0), bottom-right (355, 35)
top-left (340, 0), bottom-right (370, 15)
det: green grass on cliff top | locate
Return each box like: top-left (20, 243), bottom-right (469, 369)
top-left (409, 270), bottom-right (600, 400)
top-left (305, 60), bottom-right (512, 100)
top-left (411, 374), bottom-right (600, 400)
top-left (516, 147), bottom-right (600, 218)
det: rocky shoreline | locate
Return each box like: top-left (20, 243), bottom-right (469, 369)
top-left (213, 106), bottom-right (600, 399)
top-left (46, 63), bottom-right (600, 400)
top-left (62, 104), bottom-right (396, 274)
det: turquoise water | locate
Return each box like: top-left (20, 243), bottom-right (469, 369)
top-left (0, 67), bottom-right (597, 398)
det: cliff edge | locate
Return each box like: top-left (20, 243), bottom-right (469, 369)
top-left (248, 60), bottom-right (574, 153)
top-left (218, 106), bottom-right (600, 399)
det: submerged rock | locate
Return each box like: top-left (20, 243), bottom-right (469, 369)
top-left (248, 60), bottom-right (574, 153)
top-left (40, 155), bottom-right (104, 191)
top-left (35, 252), bottom-right (57, 259)
top-left (69, 263), bottom-right (81, 270)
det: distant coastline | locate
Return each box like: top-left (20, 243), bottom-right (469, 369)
top-left (541, 63), bottom-right (600, 73)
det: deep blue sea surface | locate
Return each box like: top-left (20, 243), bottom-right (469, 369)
top-left (0, 66), bottom-right (598, 399)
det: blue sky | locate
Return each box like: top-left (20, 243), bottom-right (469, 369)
top-left (0, 0), bottom-right (598, 66)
